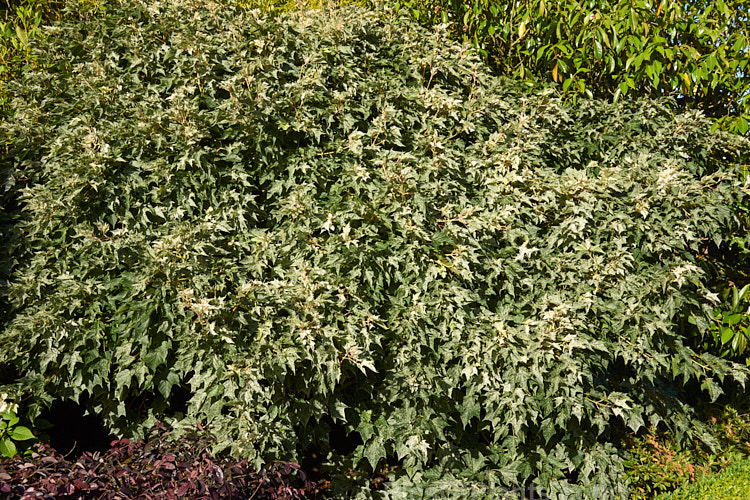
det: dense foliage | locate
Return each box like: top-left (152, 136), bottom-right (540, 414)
top-left (238, 0), bottom-right (371, 14)
top-left (0, 422), bottom-right (315, 499)
top-left (388, 0), bottom-right (750, 134)
top-left (1, 0), bottom-right (750, 496)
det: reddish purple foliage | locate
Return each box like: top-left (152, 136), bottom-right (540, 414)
top-left (0, 423), bottom-right (315, 499)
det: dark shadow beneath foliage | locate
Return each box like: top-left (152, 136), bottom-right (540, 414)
top-left (0, 159), bottom-right (22, 338)
top-left (299, 415), bottom-right (364, 483)
top-left (39, 399), bottom-right (117, 456)
top-left (0, 362), bottom-right (20, 386)
top-left (37, 384), bottom-right (195, 458)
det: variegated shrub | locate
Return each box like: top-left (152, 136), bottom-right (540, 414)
top-left (1, 0), bottom-right (749, 497)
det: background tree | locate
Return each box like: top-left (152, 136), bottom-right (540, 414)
top-left (389, 0), bottom-right (750, 134)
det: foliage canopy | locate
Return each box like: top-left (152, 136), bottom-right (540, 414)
top-left (1, 0), bottom-right (750, 496)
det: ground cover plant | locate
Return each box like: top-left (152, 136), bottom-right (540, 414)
top-left (0, 422), bottom-right (315, 499)
top-left (1, 0), bottom-right (750, 497)
top-left (624, 398), bottom-right (750, 498)
top-left (654, 457), bottom-right (750, 499)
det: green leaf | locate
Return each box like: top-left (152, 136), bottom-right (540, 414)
top-left (726, 314), bottom-right (743, 326)
top-left (0, 438), bottom-right (17, 458)
top-left (2, 412), bottom-right (19, 427)
top-left (15, 25), bottom-right (28, 46)
top-left (593, 39), bottom-right (603, 60)
top-left (627, 411), bottom-right (645, 433)
top-left (363, 436), bottom-right (386, 470)
top-left (10, 426), bottom-right (35, 441)
top-left (721, 326), bottom-right (735, 345)
top-left (157, 372), bottom-right (181, 399)
top-left (736, 117), bottom-right (749, 134)
top-left (33, 418), bottom-right (53, 430)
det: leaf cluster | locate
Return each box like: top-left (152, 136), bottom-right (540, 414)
top-left (0, 410), bottom-right (35, 459)
top-left (1, 0), bottom-right (750, 495)
top-left (707, 284), bottom-right (750, 360)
